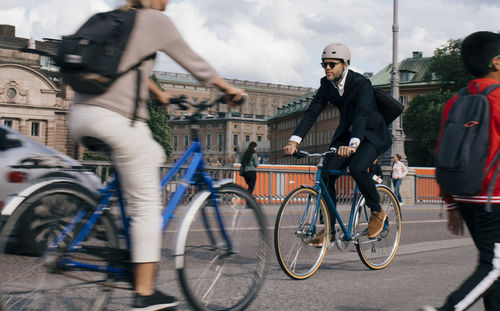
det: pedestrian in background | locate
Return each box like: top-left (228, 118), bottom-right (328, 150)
top-left (391, 154), bottom-right (407, 204)
top-left (241, 142), bottom-right (259, 194)
top-left (418, 31), bottom-right (500, 311)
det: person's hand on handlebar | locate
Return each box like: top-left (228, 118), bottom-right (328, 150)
top-left (148, 79), bottom-right (171, 106)
top-left (213, 77), bottom-right (246, 107)
top-left (224, 85), bottom-right (246, 107)
top-left (337, 145), bottom-right (357, 158)
top-left (283, 141), bottom-right (298, 155)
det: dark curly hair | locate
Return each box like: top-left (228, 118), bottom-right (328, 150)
top-left (461, 31), bottom-right (500, 77)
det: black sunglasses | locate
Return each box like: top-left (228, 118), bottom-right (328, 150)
top-left (321, 61), bottom-right (342, 69)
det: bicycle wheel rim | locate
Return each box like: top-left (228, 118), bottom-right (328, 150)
top-left (176, 184), bottom-right (269, 311)
top-left (355, 186), bottom-right (401, 270)
top-left (0, 183), bottom-right (118, 311)
top-left (274, 187), bottom-right (329, 279)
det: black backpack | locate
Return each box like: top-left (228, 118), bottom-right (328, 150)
top-left (373, 88), bottom-right (404, 125)
top-left (435, 83), bottom-right (500, 196)
top-left (56, 9), bottom-right (154, 123)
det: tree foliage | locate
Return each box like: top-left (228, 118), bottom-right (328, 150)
top-left (428, 38), bottom-right (473, 92)
top-left (403, 91), bottom-right (452, 166)
top-left (147, 75), bottom-right (172, 160)
top-left (403, 37), bottom-right (472, 166)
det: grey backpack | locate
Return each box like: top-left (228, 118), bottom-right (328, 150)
top-left (435, 83), bottom-right (500, 196)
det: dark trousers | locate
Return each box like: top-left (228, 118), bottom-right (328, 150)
top-left (242, 170), bottom-right (257, 194)
top-left (322, 140), bottom-right (381, 228)
top-left (442, 203), bottom-right (500, 311)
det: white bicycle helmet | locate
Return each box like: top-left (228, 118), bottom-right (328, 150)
top-left (322, 43), bottom-right (351, 64)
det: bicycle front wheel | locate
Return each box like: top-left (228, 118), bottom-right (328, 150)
top-left (175, 183), bottom-right (269, 311)
top-left (355, 185), bottom-right (401, 270)
top-left (0, 182), bottom-right (119, 311)
top-left (274, 187), bottom-right (330, 280)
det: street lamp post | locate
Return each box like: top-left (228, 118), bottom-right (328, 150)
top-left (383, 0), bottom-right (407, 167)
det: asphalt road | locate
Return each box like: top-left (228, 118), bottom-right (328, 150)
top-left (99, 204), bottom-right (483, 311)
top-left (1, 204), bottom-right (485, 311)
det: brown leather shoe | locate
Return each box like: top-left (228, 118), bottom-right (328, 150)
top-left (367, 209), bottom-right (387, 238)
top-left (307, 229), bottom-right (333, 248)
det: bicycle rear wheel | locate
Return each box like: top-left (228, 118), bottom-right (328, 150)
top-left (274, 186), bottom-right (330, 280)
top-left (355, 185), bottom-right (401, 270)
top-left (175, 183), bottom-right (269, 311)
top-left (0, 182), bottom-right (119, 311)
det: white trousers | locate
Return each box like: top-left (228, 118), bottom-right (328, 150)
top-left (69, 105), bottom-right (166, 263)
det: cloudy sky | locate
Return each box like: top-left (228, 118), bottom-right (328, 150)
top-left (1, 0), bottom-right (499, 87)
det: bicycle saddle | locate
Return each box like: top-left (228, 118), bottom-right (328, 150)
top-left (80, 136), bottom-right (112, 157)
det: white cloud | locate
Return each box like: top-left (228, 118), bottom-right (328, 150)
top-left (10, 0), bottom-right (112, 39)
top-left (4, 0), bottom-right (500, 87)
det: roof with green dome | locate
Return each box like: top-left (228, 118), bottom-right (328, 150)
top-left (267, 91), bottom-right (316, 120)
top-left (370, 53), bottom-right (435, 87)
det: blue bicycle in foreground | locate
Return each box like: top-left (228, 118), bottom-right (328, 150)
top-left (274, 149), bottom-right (401, 279)
top-left (0, 96), bottom-right (270, 311)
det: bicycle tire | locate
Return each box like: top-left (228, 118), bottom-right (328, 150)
top-left (355, 185), bottom-right (401, 270)
top-left (175, 183), bottom-right (269, 311)
top-left (0, 181), bottom-right (119, 311)
top-left (274, 186), bottom-right (330, 280)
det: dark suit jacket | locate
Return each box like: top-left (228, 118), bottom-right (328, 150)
top-left (292, 70), bottom-right (391, 153)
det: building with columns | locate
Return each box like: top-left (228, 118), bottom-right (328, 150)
top-left (155, 71), bottom-right (313, 165)
top-left (0, 24), bottom-right (313, 165)
top-left (0, 24), bottom-right (79, 158)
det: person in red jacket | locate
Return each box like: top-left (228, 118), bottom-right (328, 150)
top-left (419, 31), bottom-right (500, 311)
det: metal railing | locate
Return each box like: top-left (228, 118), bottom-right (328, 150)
top-left (81, 161), bottom-right (443, 205)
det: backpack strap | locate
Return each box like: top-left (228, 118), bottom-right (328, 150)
top-left (457, 86), bottom-right (469, 96)
top-left (121, 53), bottom-right (155, 126)
top-left (480, 84), bottom-right (500, 96)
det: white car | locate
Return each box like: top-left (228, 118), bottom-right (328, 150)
top-left (0, 124), bottom-right (101, 254)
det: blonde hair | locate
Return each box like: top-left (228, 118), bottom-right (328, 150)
top-left (124, 0), bottom-right (152, 9)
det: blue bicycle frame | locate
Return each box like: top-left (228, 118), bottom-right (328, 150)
top-left (49, 139), bottom-right (231, 277)
top-left (304, 164), bottom-right (367, 242)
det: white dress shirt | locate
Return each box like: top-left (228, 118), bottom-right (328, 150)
top-left (289, 70), bottom-right (360, 148)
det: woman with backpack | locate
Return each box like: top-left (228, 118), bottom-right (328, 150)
top-left (240, 142), bottom-right (259, 195)
top-left (68, 0), bottom-right (245, 309)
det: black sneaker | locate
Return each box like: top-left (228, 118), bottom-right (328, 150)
top-left (131, 290), bottom-right (179, 311)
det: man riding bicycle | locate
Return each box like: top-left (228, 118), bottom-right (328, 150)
top-left (283, 42), bottom-right (392, 244)
top-left (68, 0), bottom-right (244, 310)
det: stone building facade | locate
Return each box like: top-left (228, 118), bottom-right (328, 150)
top-left (0, 24), bottom-right (79, 158)
top-left (0, 24), bottom-right (313, 164)
top-left (155, 71), bottom-right (313, 165)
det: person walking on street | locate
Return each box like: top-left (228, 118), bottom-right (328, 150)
top-left (283, 42), bottom-right (392, 244)
top-left (241, 142), bottom-right (259, 194)
top-left (68, 0), bottom-right (245, 309)
top-left (418, 31), bottom-right (500, 311)
top-left (391, 154), bottom-right (407, 204)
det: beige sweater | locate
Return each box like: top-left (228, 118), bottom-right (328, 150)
top-left (74, 9), bottom-right (219, 121)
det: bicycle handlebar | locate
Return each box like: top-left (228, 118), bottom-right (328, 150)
top-left (168, 94), bottom-right (247, 111)
top-left (291, 148), bottom-right (338, 159)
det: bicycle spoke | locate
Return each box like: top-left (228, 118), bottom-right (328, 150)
top-left (275, 187), bottom-right (329, 279)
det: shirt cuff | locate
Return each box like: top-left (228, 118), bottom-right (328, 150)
top-left (446, 202), bottom-right (459, 211)
top-left (289, 135), bottom-right (302, 144)
top-left (349, 137), bottom-right (360, 148)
